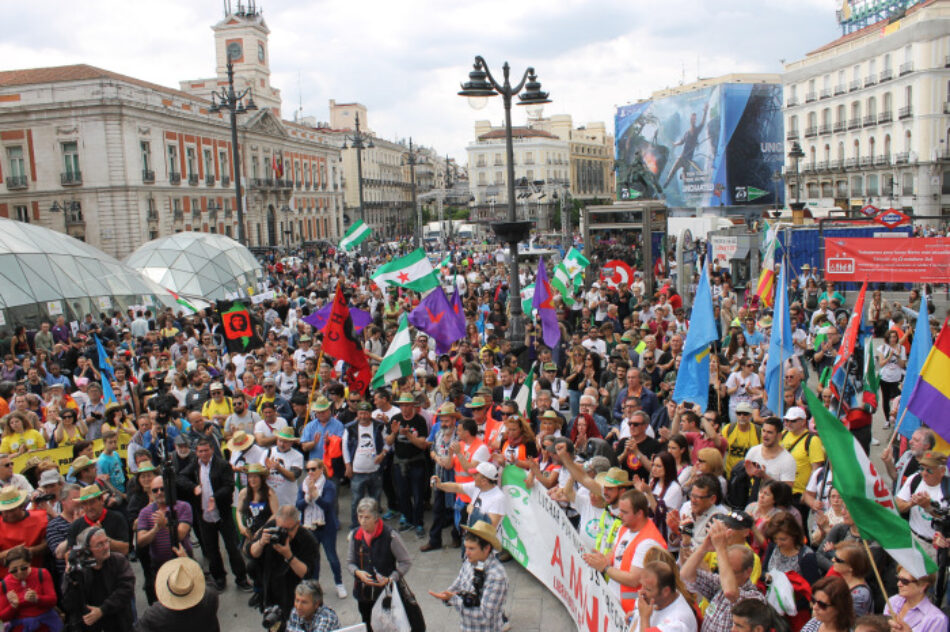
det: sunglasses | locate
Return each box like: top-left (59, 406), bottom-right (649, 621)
top-left (628, 421), bottom-right (646, 427)
top-left (832, 556), bottom-right (846, 564)
top-left (690, 493), bottom-right (711, 501)
top-left (7, 566), bottom-right (29, 574)
top-left (811, 598), bottom-right (831, 610)
top-left (896, 577), bottom-right (917, 586)
top-left (923, 466), bottom-right (943, 474)
top-left (151, 487), bottom-right (164, 493)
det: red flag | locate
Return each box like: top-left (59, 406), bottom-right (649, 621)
top-left (830, 281), bottom-right (867, 400)
top-left (322, 284), bottom-right (370, 394)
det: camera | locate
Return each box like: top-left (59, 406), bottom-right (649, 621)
top-left (66, 545), bottom-right (96, 583)
top-left (680, 522), bottom-right (695, 538)
top-left (261, 604), bottom-right (282, 629)
top-left (34, 493), bottom-right (56, 504)
top-left (459, 561), bottom-right (486, 608)
top-left (263, 526), bottom-right (289, 546)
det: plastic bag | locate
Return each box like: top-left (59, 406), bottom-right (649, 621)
top-left (371, 583), bottom-right (411, 632)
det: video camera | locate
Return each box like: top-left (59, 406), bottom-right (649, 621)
top-left (66, 545), bottom-right (96, 582)
top-left (456, 560), bottom-right (487, 608)
top-left (263, 525), bottom-right (289, 546)
top-left (261, 604), bottom-right (282, 630)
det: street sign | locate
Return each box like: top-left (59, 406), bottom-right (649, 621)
top-left (858, 204), bottom-right (879, 217)
top-left (873, 208), bottom-right (909, 229)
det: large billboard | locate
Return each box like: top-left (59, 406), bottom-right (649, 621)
top-left (824, 237), bottom-right (950, 283)
top-left (615, 83), bottom-right (784, 208)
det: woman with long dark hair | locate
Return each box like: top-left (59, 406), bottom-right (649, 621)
top-left (799, 576), bottom-right (855, 632)
top-left (667, 434), bottom-right (693, 487)
top-left (236, 463), bottom-right (278, 540)
top-left (634, 451), bottom-right (683, 541)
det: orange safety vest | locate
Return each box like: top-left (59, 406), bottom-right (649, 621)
top-left (502, 441), bottom-right (527, 464)
top-left (612, 520), bottom-right (667, 614)
top-left (480, 418), bottom-right (503, 451)
top-left (452, 437), bottom-right (485, 503)
top-left (323, 435), bottom-right (343, 478)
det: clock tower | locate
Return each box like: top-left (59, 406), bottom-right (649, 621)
top-left (179, 0), bottom-right (282, 116)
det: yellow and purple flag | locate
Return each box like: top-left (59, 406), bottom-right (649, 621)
top-left (906, 318), bottom-right (950, 443)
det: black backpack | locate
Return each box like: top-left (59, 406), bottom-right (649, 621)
top-left (726, 459), bottom-right (761, 510)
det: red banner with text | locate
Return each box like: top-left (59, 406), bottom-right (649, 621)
top-left (824, 237), bottom-right (950, 283)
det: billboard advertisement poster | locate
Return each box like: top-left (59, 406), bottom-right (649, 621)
top-left (615, 83), bottom-right (784, 208)
top-left (824, 238), bottom-right (950, 283)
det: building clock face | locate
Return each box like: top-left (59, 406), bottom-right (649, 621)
top-left (227, 41), bottom-right (242, 61)
top-left (258, 43), bottom-right (265, 62)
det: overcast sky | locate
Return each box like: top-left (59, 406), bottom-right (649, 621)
top-left (4, 0), bottom-right (841, 162)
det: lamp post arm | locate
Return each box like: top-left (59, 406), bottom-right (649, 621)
top-left (510, 67), bottom-right (535, 96)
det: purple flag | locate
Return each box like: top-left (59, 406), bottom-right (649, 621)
top-left (408, 287), bottom-right (464, 354)
top-left (532, 258), bottom-right (561, 348)
top-left (303, 303), bottom-right (372, 333)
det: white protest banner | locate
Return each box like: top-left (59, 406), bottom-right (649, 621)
top-left (500, 465), bottom-right (627, 632)
top-left (250, 290), bottom-right (275, 304)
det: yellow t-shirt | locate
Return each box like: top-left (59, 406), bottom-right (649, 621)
top-left (0, 429), bottom-right (46, 453)
top-left (202, 397), bottom-right (234, 420)
top-left (781, 430), bottom-right (825, 494)
top-left (704, 544), bottom-right (763, 585)
top-left (722, 423), bottom-right (761, 476)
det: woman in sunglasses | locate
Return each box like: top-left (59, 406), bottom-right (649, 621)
top-left (800, 575), bottom-right (854, 632)
top-left (831, 542), bottom-right (873, 616)
top-left (0, 545), bottom-right (60, 632)
top-left (887, 566), bottom-right (947, 632)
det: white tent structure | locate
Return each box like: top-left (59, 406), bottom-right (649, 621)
top-left (124, 232), bottom-right (262, 303)
top-left (0, 218), bottom-right (177, 327)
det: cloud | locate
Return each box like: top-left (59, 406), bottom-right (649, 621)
top-left (3, 0), bottom-right (842, 161)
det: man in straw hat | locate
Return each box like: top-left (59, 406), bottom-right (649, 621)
top-left (387, 393), bottom-right (429, 538)
top-left (260, 427), bottom-right (304, 508)
top-left (134, 556), bottom-right (219, 631)
top-left (62, 483), bottom-right (130, 555)
top-left (422, 402), bottom-right (462, 552)
top-left (429, 520), bottom-right (509, 632)
top-left (0, 485), bottom-right (46, 574)
top-left (227, 430), bottom-right (265, 497)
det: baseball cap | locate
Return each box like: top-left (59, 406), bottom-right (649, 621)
top-left (475, 462), bottom-right (499, 481)
top-left (783, 406), bottom-right (807, 421)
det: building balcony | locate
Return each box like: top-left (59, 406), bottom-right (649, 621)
top-left (828, 159), bottom-right (841, 170)
top-left (844, 158), bottom-right (858, 168)
top-left (858, 157), bottom-right (872, 167)
top-left (805, 91), bottom-right (817, 103)
top-left (834, 84), bottom-right (846, 96)
top-left (6, 175), bottom-right (27, 190)
top-left (142, 169), bottom-right (155, 183)
top-left (879, 69), bottom-right (893, 82)
top-left (205, 175), bottom-right (215, 186)
top-left (819, 123), bottom-right (832, 135)
top-left (173, 210), bottom-right (184, 221)
top-left (222, 175), bottom-right (230, 186)
top-left (146, 210), bottom-right (159, 221)
top-left (188, 174), bottom-right (199, 186)
top-left (848, 118), bottom-right (862, 130)
top-left (898, 105), bottom-right (913, 119)
top-left (899, 61), bottom-right (913, 76)
top-left (804, 126), bottom-right (818, 138)
top-left (224, 208), bottom-right (233, 218)
top-left (895, 152), bottom-right (909, 164)
top-left (833, 121), bottom-right (847, 133)
top-left (786, 130), bottom-right (800, 140)
top-left (820, 88), bottom-right (832, 99)
top-left (801, 162), bottom-right (815, 173)
top-left (191, 210), bottom-right (201, 220)
top-left (169, 172), bottom-right (181, 184)
top-left (874, 154), bottom-right (890, 166)
top-left (849, 80), bottom-right (861, 91)
top-left (864, 75), bottom-right (877, 88)
top-left (878, 110), bottom-right (893, 123)
top-left (786, 96), bottom-right (799, 107)
top-left (61, 171), bottom-right (82, 186)
top-left (863, 114), bottom-right (877, 127)
top-left (815, 160), bottom-right (828, 171)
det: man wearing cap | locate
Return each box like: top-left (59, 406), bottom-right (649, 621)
top-left (467, 396), bottom-right (502, 447)
top-left (430, 520), bottom-right (508, 631)
top-left (259, 428), bottom-right (304, 508)
top-left (897, 450), bottom-right (949, 557)
top-left (227, 430), bottom-right (265, 495)
top-left (342, 402), bottom-right (387, 527)
top-left (200, 383), bottom-right (233, 428)
top-left (63, 483), bottom-right (129, 555)
top-left (422, 403), bottom-right (463, 552)
top-left (300, 397), bottom-right (344, 463)
top-left (0, 485), bottom-right (47, 576)
top-left (779, 406), bottom-right (824, 520)
top-left (252, 377), bottom-right (293, 422)
top-left (137, 476), bottom-right (194, 594)
top-left (721, 403), bottom-right (760, 477)
top-left (292, 335), bottom-right (316, 373)
top-left (134, 556), bottom-right (220, 632)
top-left (387, 394), bottom-right (430, 537)
top-left (435, 461), bottom-right (505, 533)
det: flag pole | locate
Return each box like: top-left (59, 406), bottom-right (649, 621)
top-left (884, 407), bottom-right (910, 454)
top-left (861, 538), bottom-right (903, 623)
top-left (817, 353), bottom-right (855, 502)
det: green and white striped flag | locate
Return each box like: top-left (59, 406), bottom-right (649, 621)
top-left (551, 248), bottom-right (589, 306)
top-left (521, 284), bottom-right (535, 318)
top-left (371, 314), bottom-right (413, 389)
top-left (340, 219), bottom-right (372, 252)
top-left (804, 387), bottom-right (937, 578)
top-left (513, 365), bottom-right (534, 415)
top-left (371, 248), bottom-right (440, 293)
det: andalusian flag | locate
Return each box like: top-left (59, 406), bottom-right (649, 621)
top-left (551, 247), bottom-right (589, 306)
top-left (371, 248), bottom-right (440, 293)
top-left (513, 365), bottom-right (534, 416)
top-left (167, 288), bottom-right (198, 313)
top-left (371, 314), bottom-right (413, 388)
top-left (805, 387), bottom-right (937, 578)
top-left (340, 219), bottom-right (372, 252)
top-left (753, 221), bottom-right (778, 307)
top-left (521, 284), bottom-right (535, 318)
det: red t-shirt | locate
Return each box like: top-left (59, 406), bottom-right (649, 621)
top-left (683, 431), bottom-right (726, 463)
top-left (0, 511), bottom-right (48, 578)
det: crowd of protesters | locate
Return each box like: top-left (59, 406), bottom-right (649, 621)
top-left (0, 233), bottom-right (945, 632)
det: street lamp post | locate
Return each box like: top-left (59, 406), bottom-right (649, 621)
top-left (403, 138), bottom-right (423, 247)
top-left (458, 56), bottom-right (550, 343)
top-left (788, 141), bottom-right (805, 223)
top-left (209, 60), bottom-right (258, 246)
top-left (341, 114), bottom-right (373, 246)
top-left (554, 186), bottom-right (570, 252)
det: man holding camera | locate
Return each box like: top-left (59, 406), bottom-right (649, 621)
top-left (246, 505), bottom-right (317, 626)
top-left (61, 526), bottom-right (135, 632)
top-left (896, 450), bottom-right (949, 560)
top-left (429, 520), bottom-right (508, 632)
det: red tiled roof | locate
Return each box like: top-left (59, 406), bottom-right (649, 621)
top-left (477, 127), bottom-right (558, 141)
top-left (0, 64), bottom-right (206, 103)
top-left (806, 0), bottom-right (934, 56)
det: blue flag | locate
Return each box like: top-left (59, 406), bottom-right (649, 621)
top-left (532, 258), bottom-right (561, 349)
top-left (897, 292), bottom-right (932, 438)
top-left (408, 287), bottom-right (465, 355)
top-left (94, 335), bottom-right (117, 405)
top-left (764, 260), bottom-right (794, 418)
top-left (673, 261), bottom-right (717, 411)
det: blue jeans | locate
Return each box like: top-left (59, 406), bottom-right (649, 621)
top-left (568, 389), bottom-right (581, 419)
top-left (393, 459), bottom-right (426, 528)
top-left (308, 526), bottom-right (343, 584)
top-left (349, 471), bottom-right (382, 526)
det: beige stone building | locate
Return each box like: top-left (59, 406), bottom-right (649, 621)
top-left (0, 5), bottom-right (343, 259)
top-left (782, 0), bottom-right (950, 216)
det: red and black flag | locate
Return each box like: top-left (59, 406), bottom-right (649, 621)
top-left (217, 300), bottom-right (264, 354)
top-left (322, 284), bottom-right (370, 394)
